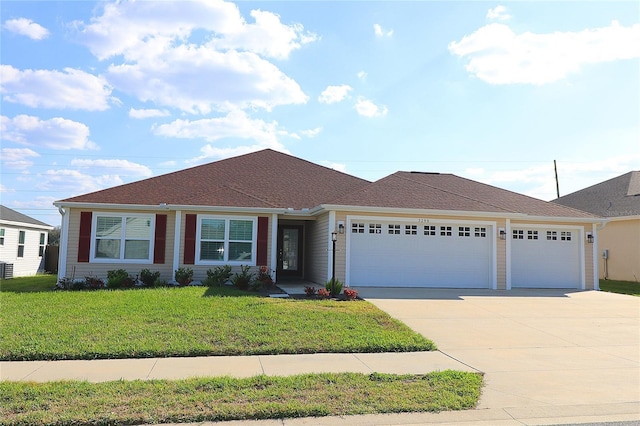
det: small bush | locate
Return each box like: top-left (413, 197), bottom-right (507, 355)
top-left (231, 265), bottom-right (254, 291)
top-left (84, 276), bottom-right (105, 290)
top-left (203, 265), bottom-right (232, 287)
top-left (325, 279), bottom-right (343, 296)
top-left (304, 286), bottom-right (316, 296)
top-left (107, 269), bottom-right (131, 289)
top-left (343, 288), bottom-right (358, 300)
top-left (140, 269), bottom-right (161, 287)
top-left (174, 267), bottom-right (194, 286)
top-left (317, 288), bottom-right (330, 298)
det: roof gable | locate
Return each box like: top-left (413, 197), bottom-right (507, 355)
top-left (553, 171), bottom-right (640, 217)
top-left (333, 172), bottom-right (596, 218)
top-left (58, 149), bottom-right (371, 210)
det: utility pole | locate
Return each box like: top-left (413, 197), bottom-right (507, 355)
top-left (554, 160), bottom-right (560, 198)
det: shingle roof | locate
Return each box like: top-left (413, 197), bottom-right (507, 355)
top-left (553, 171), bottom-right (640, 217)
top-left (58, 149), bottom-right (371, 210)
top-left (331, 172), bottom-right (597, 218)
top-left (0, 205), bottom-right (53, 228)
top-left (56, 150), bottom-right (598, 219)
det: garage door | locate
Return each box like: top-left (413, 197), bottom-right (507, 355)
top-left (349, 220), bottom-right (493, 288)
top-left (511, 227), bottom-right (581, 288)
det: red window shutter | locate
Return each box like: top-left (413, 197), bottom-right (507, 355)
top-left (184, 214), bottom-right (197, 265)
top-left (256, 216), bottom-right (268, 266)
top-left (78, 211), bottom-right (92, 263)
top-left (154, 214), bottom-right (167, 264)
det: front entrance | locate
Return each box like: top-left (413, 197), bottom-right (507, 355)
top-left (277, 225), bottom-right (303, 278)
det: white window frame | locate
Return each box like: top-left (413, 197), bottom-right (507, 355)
top-left (39, 232), bottom-right (46, 257)
top-left (90, 213), bottom-right (155, 264)
top-left (0, 228), bottom-right (4, 245)
top-left (17, 230), bottom-right (25, 258)
top-left (195, 215), bottom-right (257, 266)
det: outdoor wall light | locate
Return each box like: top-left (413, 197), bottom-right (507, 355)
top-left (499, 228), bottom-right (506, 240)
top-left (338, 222), bottom-right (345, 234)
top-left (586, 232), bottom-right (594, 244)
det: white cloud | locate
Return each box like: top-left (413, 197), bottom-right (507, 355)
top-left (357, 71), bottom-right (367, 81)
top-left (71, 0), bottom-right (312, 114)
top-left (374, 23), bottom-right (393, 38)
top-left (1, 147), bottom-right (40, 170)
top-left (154, 110), bottom-right (280, 145)
top-left (129, 108), bottom-right (170, 119)
top-left (70, 159), bottom-right (153, 177)
top-left (0, 65), bottom-right (112, 110)
top-left (449, 21), bottom-right (640, 85)
top-left (107, 48), bottom-right (307, 114)
top-left (1, 115), bottom-right (97, 150)
top-left (355, 97), bottom-right (388, 117)
top-left (37, 169), bottom-right (124, 194)
top-left (318, 85), bottom-right (352, 104)
top-left (3, 18), bottom-right (50, 40)
top-left (193, 142), bottom-right (289, 164)
top-left (486, 5), bottom-right (511, 21)
top-left (300, 127), bottom-right (322, 138)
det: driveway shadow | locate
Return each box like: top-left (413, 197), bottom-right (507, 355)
top-left (353, 287), bottom-right (588, 300)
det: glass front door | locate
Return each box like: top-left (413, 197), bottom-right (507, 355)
top-left (278, 226), bottom-right (303, 277)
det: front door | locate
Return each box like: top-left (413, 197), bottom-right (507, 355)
top-left (278, 226), bottom-right (303, 278)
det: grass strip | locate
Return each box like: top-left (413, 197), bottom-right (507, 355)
top-left (0, 371), bottom-right (482, 426)
top-left (0, 285), bottom-right (435, 360)
top-left (599, 279), bottom-right (640, 296)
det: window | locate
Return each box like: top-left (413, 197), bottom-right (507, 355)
top-left (0, 228), bottom-right (4, 245)
top-left (405, 225), bottom-right (417, 235)
top-left (17, 230), bottom-right (25, 258)
top-left (424, 225), bottom-right (436, 236)
top-left (368, 224), bottom-right (381, 234)
top-left (388, 224), bottom-right (401, 235)
top-left (458, 226), bottom-right (471, 237)
top-left (351, 223), bottom-right (365, 234)
top-left (546, 231), bottom-right (557, 241)
top-left (198, 216), bottom-right (256, 264)
top-left (39, 233), bottom-right (46, 257)
top-left (440, 226), bottom-right (452, 236)
top-left (93, 214), bottom-right (153, 261)
top-left (527, 230), bottom-right (538, 240)
top-left (474, 227), bottom-right (486, 238)
top-left (513, 230), bottom-right (524, 240)
top-left (561, 231), bottom-right (572, 241)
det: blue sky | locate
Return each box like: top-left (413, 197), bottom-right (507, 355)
top-left (1, 1), bottom-right (639, 226)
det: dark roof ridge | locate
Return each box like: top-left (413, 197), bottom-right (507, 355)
top-left (393, 172), bottom-right (518, 213)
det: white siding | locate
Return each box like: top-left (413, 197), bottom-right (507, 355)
top-left (0, 225), bottom-right (49, 277)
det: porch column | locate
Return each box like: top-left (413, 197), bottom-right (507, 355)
top-left (172, 210), bottom-right (182, 279)
top-left (271, 213), bottom-right (278, 281)
top-left (327, 211), bottom-right (336, 284)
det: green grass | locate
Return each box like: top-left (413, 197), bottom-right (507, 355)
top-left (0, 275), bottom-right (57, 292)
top-left (0, 285), bottom-right (435, 360)
top-left (599, 279), bottom-right (640, 296)
top-left (0, 371), bottom-right (483, 426)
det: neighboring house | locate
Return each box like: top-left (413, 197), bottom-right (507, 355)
top-left (0, 205), bottom-right (54, 278)
top-left (554, 171), bottom-right (640, 282)
top-left (54, 149), bottom-right (603, 290)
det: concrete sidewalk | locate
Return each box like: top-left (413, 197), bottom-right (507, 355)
top-left (0, 351), bottom-right (475, 382)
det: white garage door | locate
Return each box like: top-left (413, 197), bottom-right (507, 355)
top-left (349, 220), bottom-right (493, 288)
top-left (511, 227), bottom-right (581, 288)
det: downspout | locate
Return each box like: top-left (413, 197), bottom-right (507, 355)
top-left (57, 206), bottom-right (69, 279)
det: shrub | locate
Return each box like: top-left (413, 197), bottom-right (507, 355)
top-left (55, 277), bottom-right (75, 290)
top-left (317, 288), bottom-right (330, 298)
top-left (203, 265), bottom-right (232, 287)
top-left (304, 286), bottom-right (316, 296)
top-left (256, 266), bottom-right (274, 287)
top-left (85, 276), bottom-right (105, 290)
top-left (174, 267), bottom-right (194, 286)
top-left (343, 288), bottom-right (358, 300)
top-left (325, 279), bottom-right (343, 296)
top-left (231, 265), bottom-right (254, 291)
top-left (107, 269), bottom-right (130, 289)
top-left (140, 269), bottom-right (161, 287)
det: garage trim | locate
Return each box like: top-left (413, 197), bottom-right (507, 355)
top-left (345, 215), bottom-right (498, 289)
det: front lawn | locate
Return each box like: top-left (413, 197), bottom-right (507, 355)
top-left (0, 275), bottom-right (57, 292)
top-left (599, 279), bottom-right (640, 296)
top-left (0, 285), bottom-right (435, 360)
top-left (0, 371), bottom-right (483, 426)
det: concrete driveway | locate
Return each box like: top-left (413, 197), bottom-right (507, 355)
top-left (357, 287), bottom-right (640, 422)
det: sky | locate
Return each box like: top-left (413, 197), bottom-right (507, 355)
top-left (1, 0), bottom-right (639, 227)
